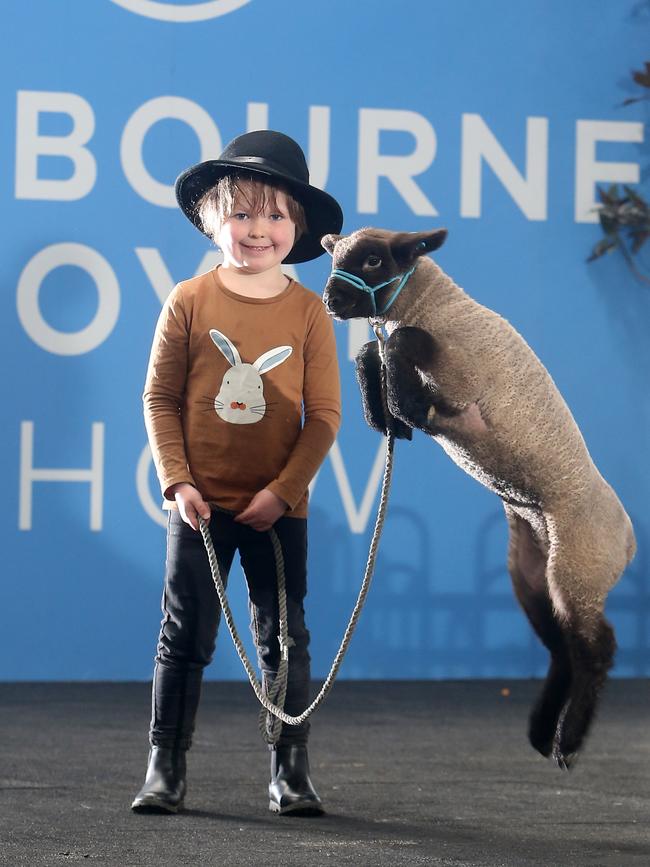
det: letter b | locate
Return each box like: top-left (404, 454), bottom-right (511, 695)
top-left (15, 90), bottom-right (97, 201)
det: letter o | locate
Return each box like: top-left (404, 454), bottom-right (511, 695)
top-left (16, 243), bottom-right (120, 355)
top-left (109, 0), bottom-right (251, 24)
top-left (121, 96), bottom-right (222, 207)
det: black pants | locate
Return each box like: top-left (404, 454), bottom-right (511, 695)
top-left (149, 509), bottom-right (311, 749)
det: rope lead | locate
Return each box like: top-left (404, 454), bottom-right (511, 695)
top-left (199, 322), bottom-right (394, 745)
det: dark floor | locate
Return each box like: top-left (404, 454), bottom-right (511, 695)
top-left (0, 680), bottom-right (648, 867)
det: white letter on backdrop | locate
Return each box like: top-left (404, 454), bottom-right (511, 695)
top-left (246, 102), bottom-right (268, 131)
top-left (575, 120), bottom-right (643, 223)
top-left (348, 320), bottom-right (371, 361)
top-left (19, 421), bottom-right (104, 531)
top-left (307, 106), bottom-right (330, 190)
top-left (460, 114), bottom-right (548, 220)
top-left (135, 248), bottom-right (296, 304)
top-left (358, 108), bottom-right (437, 215)
top-left (121, 97), bottom-right (221, 207)
top-left (310, 440), bottom-right (387, 535)
top-left (135, 248), bottom-right (223, 304)
top-left (15, 90), bottom-right (96, 200)
top-left (17, 243), bottom-right (120, 355)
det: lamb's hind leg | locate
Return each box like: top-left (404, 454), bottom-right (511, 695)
top-left (545, 515), bottom-right (625, 769)
top-left (504, 507), bottom-right (571, 759)
top-left (552, 614), bottom-right (616, 770)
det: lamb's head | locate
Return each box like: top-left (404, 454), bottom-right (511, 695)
top-left (321, 227), bottom-right (447, 320)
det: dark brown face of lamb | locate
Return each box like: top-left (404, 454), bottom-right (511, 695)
top-left (321, 228), bottom-right (448, 320)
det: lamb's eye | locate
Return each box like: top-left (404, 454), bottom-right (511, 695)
top-left (365, 254), bottom-right (382, 268)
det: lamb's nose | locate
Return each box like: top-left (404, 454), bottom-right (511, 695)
top-left (324, 281), bottom-right (341, 304)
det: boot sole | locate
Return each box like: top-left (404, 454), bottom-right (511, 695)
top-left (269, 799), bottom-right (324, 816)
top-left (131, 796), bottom-right (184, 814)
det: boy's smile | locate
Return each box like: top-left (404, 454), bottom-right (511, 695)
top-left (216, 184), bottom-right (296, 274)
top-left (241, 243), bottom-right (273, 254)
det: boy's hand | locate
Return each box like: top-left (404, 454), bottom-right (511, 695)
top-left (168, 482), bottom-right (211, 531)
top-left (235, 489), bottom-right (288, 532)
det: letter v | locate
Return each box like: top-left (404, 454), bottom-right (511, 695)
top-left (135, 248), bottom-right (223, 304)
top-left (311, 439), bottom-right (387, 534)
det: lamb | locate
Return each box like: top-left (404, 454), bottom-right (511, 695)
top-left (321, 227), bottom-right (636, 769)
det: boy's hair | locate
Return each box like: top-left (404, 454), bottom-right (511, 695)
top-left (196, 173), bottom-right (308, 243)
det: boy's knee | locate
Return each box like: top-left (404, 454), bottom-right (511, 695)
top-left (158, 619), bottom-right (218, 668)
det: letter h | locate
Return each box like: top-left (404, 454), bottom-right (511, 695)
top-left (19, 421), bottom-right (104, 530)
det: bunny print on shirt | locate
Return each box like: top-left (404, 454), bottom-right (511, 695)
top-left (209, 328), bottom-right (292, 425)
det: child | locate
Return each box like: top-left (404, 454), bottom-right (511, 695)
top-left (132, 130), bottom-right (343, 816)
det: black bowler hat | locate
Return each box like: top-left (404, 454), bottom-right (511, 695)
top-left (175, 130), bottom-right (344, 264)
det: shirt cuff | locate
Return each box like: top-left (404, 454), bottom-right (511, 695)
top-left (266, 480), bottom-right (299, 511)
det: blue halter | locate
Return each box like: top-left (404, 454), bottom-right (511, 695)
top-left (330, 265), bottom-right (416, 316)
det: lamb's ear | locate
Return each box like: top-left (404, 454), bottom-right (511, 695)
top-left (391, 229), bottom-right (448, 267)
top-left (321, 233), bottom-right (343, 255)
top-left (254, 345), bottom-right (293, 375)
top-left (210, 328), bottom-right (241, 366)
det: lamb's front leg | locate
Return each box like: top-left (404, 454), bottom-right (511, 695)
top-left (355, 340), bottom-right (413, 440)
top-left (385, 326), bottom-right (440, 432)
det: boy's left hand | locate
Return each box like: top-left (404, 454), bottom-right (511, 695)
top-left (235, 489), bottom-right (288, 532)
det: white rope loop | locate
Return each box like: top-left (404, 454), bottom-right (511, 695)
top-left (198, 323), bottom-right (394, 742)
top-left (198, 431), bottom-right (394, 737)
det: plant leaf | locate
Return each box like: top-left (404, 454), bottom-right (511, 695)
top-left (632, 69), bottom-right (650, 88)
top-left (599, 214), bottom-right (619, 235)
top-left (631, 231), bottom-right (649, 254)
top-left (598, 185), bottom-right (619, 206)
top-left (623, 184), bottom-right (642, 202)
top-left (587, 238), bottom-right (618, 262)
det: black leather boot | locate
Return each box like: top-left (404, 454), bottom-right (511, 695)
top-left (131, 746), bottom-right (187, 813)
top-left (268, 745), bottom-right (324, 816)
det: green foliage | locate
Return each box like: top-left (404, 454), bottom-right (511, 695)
top-left (622, 60), bottom-right (650, 106)
top-left (589, 63), bottom-right (650, 283)
top-left (588, 184), bottom-right (650, 261)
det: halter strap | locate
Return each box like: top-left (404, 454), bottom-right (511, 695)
top-left (330, 265), bottom-right (416, 315)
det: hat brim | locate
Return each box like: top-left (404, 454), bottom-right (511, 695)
top-left (175, 159), bottom-right (343, 264)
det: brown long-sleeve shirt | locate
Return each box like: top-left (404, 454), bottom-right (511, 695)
top-left (143, 267), bottom-right (341, 518)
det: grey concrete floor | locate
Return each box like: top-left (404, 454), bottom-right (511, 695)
top-left (0, 680), bottom-right (648, 866)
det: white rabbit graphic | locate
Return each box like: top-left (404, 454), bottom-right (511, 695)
top-left (209, 328), bottom-right (292, 425)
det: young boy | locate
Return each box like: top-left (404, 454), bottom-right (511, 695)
top-left (132, 130), bottom-right (343, 816)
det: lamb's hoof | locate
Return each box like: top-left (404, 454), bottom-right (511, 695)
top-left (552, 713), bottom-right (583, 771)
top-left (528, 709), bottom-right (558, 758)
top-left (528, 730), bottom-right (553, 759)
top-left (552, 742), bottom-right (578, 771)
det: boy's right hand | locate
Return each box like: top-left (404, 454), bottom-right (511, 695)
top-left (167, 482), bottom-right (211, 531)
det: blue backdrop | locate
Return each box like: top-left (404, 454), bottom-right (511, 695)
top-left (3, 0), bottom-right (649, 680)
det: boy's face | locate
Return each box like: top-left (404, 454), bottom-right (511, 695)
top-left (216, 182), bottom-right (296, 273)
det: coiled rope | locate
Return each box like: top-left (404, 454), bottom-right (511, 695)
top-left (198, 323), bottom-right (393, 744)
